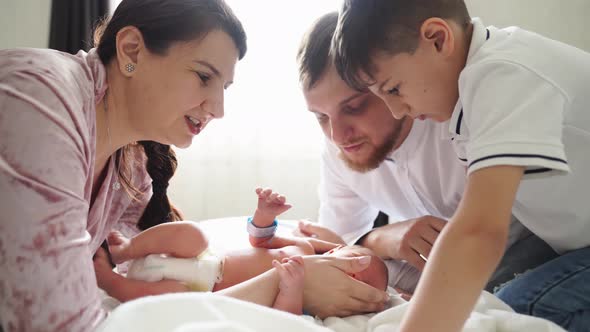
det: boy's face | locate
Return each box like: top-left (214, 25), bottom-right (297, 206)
top-left (304, 65), bottom-right (412, 172)
top-left (364, 21), bottom-right (466, 123)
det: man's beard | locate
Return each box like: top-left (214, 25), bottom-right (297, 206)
top-left (338, 118), bottom-right (407, 173)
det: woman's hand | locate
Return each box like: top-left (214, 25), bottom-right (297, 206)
top-left (302, 255), bottom-right (390, 318)
top-left (93, 246), bottom-right (119, 292)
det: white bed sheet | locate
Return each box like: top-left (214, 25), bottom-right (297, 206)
top-left (98, 291), bottom-right (564, 332)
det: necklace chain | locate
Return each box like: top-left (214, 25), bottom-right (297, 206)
top-left (104, 89), bottom-right (121, 191)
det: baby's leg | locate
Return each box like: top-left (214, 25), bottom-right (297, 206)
top-left (213, 243), bottom-right (313, 291)
top-left (272, 256), bottom-right (305, 315)
top-left (109, 221), bottom-right (208, 264)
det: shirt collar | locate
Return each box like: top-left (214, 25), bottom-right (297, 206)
top-left (448, 17), bottom-right (489, 136)
top-left (83, 48), bottom-right (108, 105)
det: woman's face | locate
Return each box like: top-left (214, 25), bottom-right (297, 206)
top-left (127, 29), bottom-right (239, 148)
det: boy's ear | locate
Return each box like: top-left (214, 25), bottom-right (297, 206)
top-left (420, 18), bottom-right (455, 57)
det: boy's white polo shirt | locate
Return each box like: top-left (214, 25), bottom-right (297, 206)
top-left (449, 18), bottom-right (590, 253)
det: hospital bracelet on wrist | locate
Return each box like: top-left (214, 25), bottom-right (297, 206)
top-left (247, 217), bottom-right (278, 238)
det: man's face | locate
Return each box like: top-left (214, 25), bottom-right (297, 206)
top-left (303, 65), bottom-right (412, 172)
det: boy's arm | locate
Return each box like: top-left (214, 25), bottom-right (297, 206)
top-left (399, 165), bottom-right (524, 332)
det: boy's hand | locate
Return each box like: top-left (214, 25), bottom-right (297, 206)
top-left (254, 187), bottom-right (292, 221)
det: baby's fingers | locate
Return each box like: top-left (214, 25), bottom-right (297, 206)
top-left (267, 192), bottom-right (280, 203)
top-left (257, 188), bottom-right (272, 199)
top-left (274, 195), bottom-right (287, 204)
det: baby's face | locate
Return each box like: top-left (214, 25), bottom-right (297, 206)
top-left (327, 246), bottom-right (388, 291)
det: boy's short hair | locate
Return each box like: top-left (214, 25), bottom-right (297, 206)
top-left (332, 0), bottom-right (471, 90)
top-left (296, 12), bottom-right (339, 90)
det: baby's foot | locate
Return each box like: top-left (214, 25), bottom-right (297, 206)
top-left (272, 256), bottom-right (305, 314)
top-left (107, 231), bottom-right (133, 264)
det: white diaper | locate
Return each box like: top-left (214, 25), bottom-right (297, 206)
top-left (127, 249), bottom-right (224, 292)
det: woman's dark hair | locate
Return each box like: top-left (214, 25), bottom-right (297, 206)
top-left (94, 0), bottom-right (247, 230)
top-left (95, 0), bottom-right (247, 63)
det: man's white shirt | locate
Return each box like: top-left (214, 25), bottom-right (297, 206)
top-left (318, 119), bottom-right (466, 244)
top-left (318, 119), bottom-right (527, 287)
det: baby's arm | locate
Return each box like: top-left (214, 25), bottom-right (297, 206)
top-left (249, 187), bottom-right (292, 247)
top-left (108, 221), bottom-right (209, 264)
top-left (251, 188), bottom-right (291, 227)
top-left (249, 188), bottom-right (340, 253)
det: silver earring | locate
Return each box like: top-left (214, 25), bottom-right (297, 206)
top-left (125, 63), bottom-right (136, 73)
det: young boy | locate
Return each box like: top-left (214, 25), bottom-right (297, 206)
top-left (103, 188), bottom-right (389, 315)
top-left (331, 1), bottom-right (590, 331)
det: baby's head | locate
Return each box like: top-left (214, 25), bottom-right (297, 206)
top-left (327, 245), bottom-right (388, 291)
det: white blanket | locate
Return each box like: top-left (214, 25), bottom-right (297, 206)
top-left (98, 291), bottom-right (565, 332)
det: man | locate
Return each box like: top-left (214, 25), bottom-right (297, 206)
top-left (296, 12), bottom-right (557, 316)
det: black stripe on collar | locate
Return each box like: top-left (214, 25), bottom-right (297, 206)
top-left (455, 109), bottom-right (464, 135)
top-left (454, 30), bottom-right (489, 137)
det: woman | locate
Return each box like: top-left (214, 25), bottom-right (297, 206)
top-left (0, 1), bottom-right (388, 330)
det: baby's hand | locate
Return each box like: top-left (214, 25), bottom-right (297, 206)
top-left (255, 187), bottom-right (292, 218)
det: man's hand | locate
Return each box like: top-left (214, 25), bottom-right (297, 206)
top-left (302, 255), bottom-right (390, 318)
top-left (293, 220), bottom-right (346, 245)
top-left (360, 216), bottom-right (446, 270)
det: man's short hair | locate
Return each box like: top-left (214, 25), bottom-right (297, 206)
top-left (296, 12), bottom-right (339, 90)
top-left (332, 0), bottom-right (471, 90)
